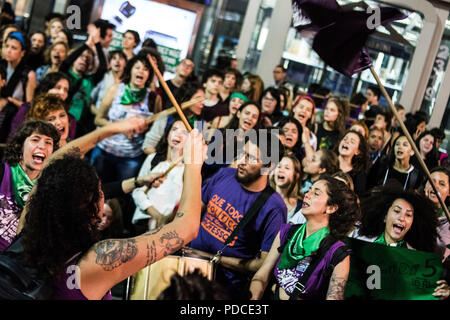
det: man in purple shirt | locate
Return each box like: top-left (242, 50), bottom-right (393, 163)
top-left (188, 130), bottom-right (287, 298)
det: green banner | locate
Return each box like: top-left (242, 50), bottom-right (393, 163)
top-left (344, 238), bottom-right (443, 300)
top-left (157, 45), bottom-right (181, 74)
top-left (110, 30), bottom-right (124, 51)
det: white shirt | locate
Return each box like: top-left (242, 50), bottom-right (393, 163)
top-left (131, 153), bottom-right (184, 229)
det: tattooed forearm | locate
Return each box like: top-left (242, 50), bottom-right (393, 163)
top-left (326, 275), bottom-right (347, 300)
top-left (143, 226), bottom-right (163, 236)
top-left (145, 241), bottom-right (157, 267)
top-left (142, 230), bottom-right (185, 268)
top-left (159, 230), bottom-right (184, 255)
top-left (67, 146), bottom-right (82, 156)
top-left (94, 239), bottom-right (138, 271)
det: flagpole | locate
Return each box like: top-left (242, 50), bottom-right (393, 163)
top-left (369, 66), bottom-right (450, 223)
top-left (146, 55), bottom-right (193, 132)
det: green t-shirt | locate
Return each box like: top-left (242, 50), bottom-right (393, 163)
top-left (68, 70), bottom-right (95, 121)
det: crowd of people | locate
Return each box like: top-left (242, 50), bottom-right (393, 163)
top-left (0, 11), bottom-right (449, 301)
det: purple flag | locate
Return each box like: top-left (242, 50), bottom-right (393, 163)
top-left (291, 0), bottom-right (407, 77)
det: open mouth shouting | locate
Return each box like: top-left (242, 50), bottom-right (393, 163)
top-left (242, 120), bottom-right (253, 130)
top-left (32, 152), bottom-right (46, 165)
top-left (392, 223), bottom-right (405, 236)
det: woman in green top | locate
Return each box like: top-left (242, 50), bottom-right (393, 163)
top-left (354, 187), bottom-right (449, 299)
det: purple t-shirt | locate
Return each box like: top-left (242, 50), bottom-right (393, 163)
top-left (189, 167), bottom-right (287, 292)
top-left (274, 223), bottom-right (347, 300)
top-left (0, 163), bottom-right (21, 251)
top-left (52, 253), bottom-right (112, 300)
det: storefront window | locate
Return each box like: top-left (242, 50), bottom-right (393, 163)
top-left (421, 14), bottom-right (450, 120)
top-left (241, 0), bottom-right (277, 74)
top-left (192, 0), bottom-right (249, 74)
top-left (281, 0), bottom-right (423, 106)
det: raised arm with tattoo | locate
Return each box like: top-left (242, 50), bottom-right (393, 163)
top-left (78, 129), bottom-right (205, 300)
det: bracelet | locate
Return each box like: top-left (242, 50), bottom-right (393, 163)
top-left (134, 176), bottom-right (140, 188)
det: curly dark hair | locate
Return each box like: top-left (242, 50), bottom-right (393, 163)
top-left (157, 269), bottom-right (229, 300)
top-left (121, 52), bottom-right (154, 88)
top-left (317, 175), bottom-right (361, 240)
top-left (26, 93), bottom-right (68, 120)
top-left (21, 155), bottom-right (102, 276)
top-left (4, 120), bottom-right (60, 166)
top-left (335, 130), bottom-right (369, 174)
top-left (358, 186), bottom-right (439, 252)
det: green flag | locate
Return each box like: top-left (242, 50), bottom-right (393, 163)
top-left (344, 238), bottom-right (443, 300)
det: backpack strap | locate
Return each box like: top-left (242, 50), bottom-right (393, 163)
top-left (289, 236), bottom-right (339, 300)
top-left (277, 224), bottom-right (302, 254)
top-left (0, 162), bottom-right (5, 185)
top-left (212, 183), bottom-right (275, 261)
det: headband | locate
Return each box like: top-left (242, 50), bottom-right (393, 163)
top-left (293, 94), bottom-right (316, 110)
top-left (8, 32), bottom-right (25, 48)
top-left (230, 92), bottom-right (249, 103)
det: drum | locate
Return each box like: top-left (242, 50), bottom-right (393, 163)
top-left (128, 251), bottom-right (215, 300)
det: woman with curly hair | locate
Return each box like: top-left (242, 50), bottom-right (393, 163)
top-left (250, 176), bottom-right (360, 300)
top-left (94, 53), bottom-right (162, 183)
top-left (0, 120), bottom-right (60, 251)
top-left (18, 129), bottom-right (205, 300)
top-left (336, 130), bottom-right (369, 196)
top-left (25, 94), bottom-right (71, 147)
top-left (7, 72), bottom-right (72, 142)
top-left (350, 187), bottom-right (449, 299)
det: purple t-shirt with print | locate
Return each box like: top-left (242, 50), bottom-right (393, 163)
top-left (0, 163), bottom-right (22, 251)
top-left (189, 167), bottom-right (287, 293)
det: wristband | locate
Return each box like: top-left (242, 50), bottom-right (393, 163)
top-left (134, 176), bottom-right (140, 188)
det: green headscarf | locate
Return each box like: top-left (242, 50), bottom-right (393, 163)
top-left (10, 163), bottom-right (36, 208)
top-left (121, 83), bottom-right (147, 105)
top-left (278, 223), bottom-right (329, 269)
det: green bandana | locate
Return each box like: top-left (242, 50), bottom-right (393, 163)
top-left (230, 92), bottom-right (249, 103)
top-left (10, 163), bottom-right (36, 208)
top-left (374, 233), bottom-right (406, 248)
top-left (120, 84), bottom-right (147, 105)
top-left (278, 223), bottom-right (329, 269)
top-left (187, 114), bottom-right (197, 129)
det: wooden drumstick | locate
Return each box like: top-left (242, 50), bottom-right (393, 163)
top-left (145, 96), bottom-right (205, 125)
top-left (144, 157), bottom-right (183, 194)
top-left (147, 54), bottom-right (192, 132)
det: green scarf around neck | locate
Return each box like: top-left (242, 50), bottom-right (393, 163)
top-left (278, 223), bottom-right (329, 269)
top-left (121, 83), bottom-right (147, 105)
top-left (374, 233), bottom-right (406, 248)
top-left (10, 163), bottom-right (36, 208)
